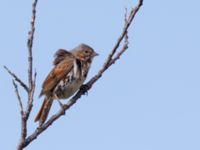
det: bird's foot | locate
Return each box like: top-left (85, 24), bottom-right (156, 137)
top-left (80, 84), bottom-right (90, 95)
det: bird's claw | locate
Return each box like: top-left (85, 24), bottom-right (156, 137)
top-left (80, 84), bottom-right (89, 95)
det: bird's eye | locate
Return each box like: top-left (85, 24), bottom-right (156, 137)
top-left (84, 50), bottom-right (89, 54)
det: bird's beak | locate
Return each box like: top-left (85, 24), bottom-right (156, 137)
top-left (93, 51), bottom-right (99, 57)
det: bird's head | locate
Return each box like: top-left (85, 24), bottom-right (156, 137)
top-left (72, 43), bottom-right (98, 61)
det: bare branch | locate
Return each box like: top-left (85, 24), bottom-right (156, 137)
top-left (16, 113), bottom-right (27, 150)
top-left (87, 0), bottom-right (143, 86)
top-left (12, 80), bottom-right (24, 115)
top-left (102, 0), bottom-right (142, 69)
top-left (25, 88), bottom-right (85, 145)
top-left (124, 7), bottom-right (129, 44)
top-left (26, 0), bottom-right (38, 119)
top-left (26, 70), bottom-right (37, 119)
top-left (109, 42), bottom-right (128, 66)
top-left (4, 66), bottom-right (29, 92)
top-left (16, 0), bottom-right (38, 149)
top-left (23, 0), bottom-right (143, 146)
top-left (27, 0), bottom-right (38, 90)
top-left (109, 8), bottom-right (129, 66)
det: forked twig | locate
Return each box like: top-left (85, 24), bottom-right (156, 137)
top-left (12, 80), bottom-right (24, 115)
top-left (4, 66), bottom-right (29, 92)
top-left (25, 70), bottom-right (37, 119)
top-left (15, 0), bottom-right (38, 150)
top-left (109, 7), bottom-right (129, 66)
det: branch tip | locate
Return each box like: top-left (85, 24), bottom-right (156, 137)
top-left (4, 66), bottom-right (29, 92)
top-left (12, 80), bottom-right (24, 115)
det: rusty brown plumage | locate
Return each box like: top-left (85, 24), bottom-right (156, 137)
top-left (39, 56), bottom-right (74, 97)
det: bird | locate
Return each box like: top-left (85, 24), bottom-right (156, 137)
top-left (34, 43), bottom-right (98, 125)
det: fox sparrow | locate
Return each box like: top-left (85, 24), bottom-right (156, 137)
top-left (34, 43), bottom-right (98, 125)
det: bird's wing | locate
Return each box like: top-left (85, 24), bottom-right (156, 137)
top-left (53, 49), bottom-right (71, 66)
top-left (39, 56), bottom-right (74, 97)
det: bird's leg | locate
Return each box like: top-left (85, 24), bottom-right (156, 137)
top-left (56, 100), bottom-right (65, 115)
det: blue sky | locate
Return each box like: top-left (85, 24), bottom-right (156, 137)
top-left (0, 0), bottom-right (200, 150)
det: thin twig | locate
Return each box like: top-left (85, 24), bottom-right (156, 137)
top-left (4, 66), bottom-right (29, 92)
top-left (26, 70), bottom-right (37, 119)
top-left (102, 0), bottom-right (142, 69)
top-left (24, 0), bottom-right (143, 146)
top-left (124, 7), bottom-right (129, 45)
top-left (26, 0), bottom-right (38, 119)
top-left (12, 80), bottom-right (24, 115)
top-left (27, 0), bottom-right (38, 90)
top-left (109, 8), bottom-right (129, 66)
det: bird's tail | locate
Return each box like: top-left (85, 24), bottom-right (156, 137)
top-left (34, 96), bottom-right (53, 125)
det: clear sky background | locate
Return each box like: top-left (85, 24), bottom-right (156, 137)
top-left (0, 0), bottom-right (200, 150)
